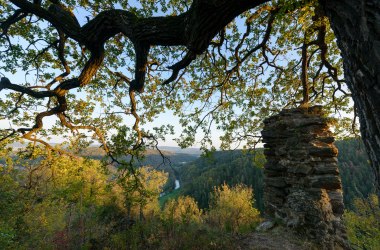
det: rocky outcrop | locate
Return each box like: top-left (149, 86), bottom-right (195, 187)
top-left (261, 106), bottom-right (349, 249)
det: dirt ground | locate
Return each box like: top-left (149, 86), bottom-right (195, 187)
top-left (237, 227), bottom-right (317, 250)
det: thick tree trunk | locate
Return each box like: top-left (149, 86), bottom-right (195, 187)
top-left (321, 0), bottom-right (380, 203)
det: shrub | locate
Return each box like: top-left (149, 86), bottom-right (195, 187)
top-left (162, 196), bottom-right (203, 225)
top-left (344, 194), bottom-right (380, 249)
top-left (207, 183), bottom-right (261, 232)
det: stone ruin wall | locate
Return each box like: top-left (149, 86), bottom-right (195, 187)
top-left (261, 106), bottom-right (349, 249)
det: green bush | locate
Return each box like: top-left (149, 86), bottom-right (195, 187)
top-left (162, 196), bottom-right (203, 225)
top-left (207, 183), bottom-right (261, 232)
top-left (344, 194), bottom-right (380, 249)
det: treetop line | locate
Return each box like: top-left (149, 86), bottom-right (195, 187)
top-left (0, 1), bottom-right (379, 195)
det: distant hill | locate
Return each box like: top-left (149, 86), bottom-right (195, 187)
top-left (173, 150), bottom-right (265, 211)
top-left (8, 139), bottom-right (374, 210)
top-left (76, 146), bottom-right (200, 193)
top-left (79, 147), bottom-right (178, 157)
top-left (335, 139), bottom-right (375, 208)
top-left (157, 146), bottom-right (202, 156)
top-left (9, 141), bottom-right (201, 156)
top-left (5, 142), bottom-right (200, 194)
top-left (165, 139), bottom-right (374, 211)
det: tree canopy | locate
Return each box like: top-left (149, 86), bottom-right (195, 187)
top-left (0, 0), bottom-right (356, 152)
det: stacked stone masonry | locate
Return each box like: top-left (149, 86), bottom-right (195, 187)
top-left (261, 106), bottom-right (350, 249)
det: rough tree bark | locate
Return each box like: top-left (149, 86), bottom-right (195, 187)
top-left (321, 0), bottom-right (380, 204)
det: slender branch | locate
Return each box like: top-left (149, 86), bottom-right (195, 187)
top-left (301, 36), bottom-right (310, 105)
top-left (10, 0), bottom-right (81, 40)
top-left (57, 113), bottom-right (110, 153)
top-left (0, 9), bottom-right (28, 39)
top-left (129, 89), bottom-right (142, 148)
top-left (162, 51), bottom-right (196, 85)
top-left (0, 77), bottom-right (55, 98)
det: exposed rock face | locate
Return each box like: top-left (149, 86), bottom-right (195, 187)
top-left (261, 106), bottom-right (349, 249)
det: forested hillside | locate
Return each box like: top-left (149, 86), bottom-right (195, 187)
top-left (336, 139), bottom-right (376, 208)
top-left (0, 138), bottom-right (378, 249)
top-left (6, 138), bottom-right (370, 211)
top-left (175, 150), bottom-right (265, 211)
top-left (169, 139), bottom-right (374, 211)
top-left (0, 144), bottom-right (262, 249)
